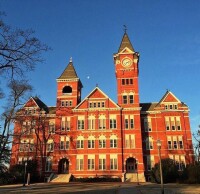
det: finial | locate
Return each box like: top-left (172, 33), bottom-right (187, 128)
top-left (123, 25), bottom-right (127, 33)
top-left (96, 83), bottom-right (98, 87)
top-left (69, 57), bottom-right (73, 63)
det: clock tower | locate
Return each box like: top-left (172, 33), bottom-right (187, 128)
top-left (114, 32), bottom-right (145, 182)
top-left (113, 32), bottom-right (140, 108)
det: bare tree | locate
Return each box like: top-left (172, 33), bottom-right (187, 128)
top-left (0, 13), bottom-right (50, 80)
top-left (0, 80), bottom-right (32, 171)
top-left (193, 125), bottom-right (200, 162)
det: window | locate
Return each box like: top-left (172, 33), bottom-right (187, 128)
top-left (76, 155), bottom-right (84, 170)
top-left (170, 155), bottom-right (185, 171)
top-left (168, 138), bottom-right (172, 149)
top-left (61, 118), bottom-right (65, 131)
top-left (66, 140), bottom-right (69, 149)
top-left (49, 122), bottom-right (55, 134)
top-left (47, 140), bottom-right (54, 152)
top-left (99, 135), bottom-right (106, 148)
top-left (61, 117), bottom-right (70, 131)
top-left (62, 86), bottom-right (72, 94)
top-left (88, 136), bottom-right (95, 148)
top-left (99, 115), bottom-right (106, 129)
top-left (146, 137), bottom-right (153, 150)
top-left (122, 79), bottom-right (125, 85)
top-left (29, 139), bottom-right (34, 152)
top-left (125, 115), bottom-right (134, 129)
top-left (147, 155), bottom-right (154, 171)
top-left (129, 95), bottom-right (134, 104)
top-left (60, 136), bottom-right (70, 150)
top-left (122, 96), bottom-right (127, 104)
top-left (60, 140), bottom-right (64, 150)
top-left (125, 134), bottom-right (135, 148)
top-left (99, 157), bottom-right (106, 170)
top-left (126, 79), bottom-right (129, 85)
top-left (171, 119), bottom-right (175, 130)
top-left (110, 115), bottom-right (116, 129)
top-left (88, 159), bottom-right (95, 170)
top-left (19, 139), bottom-right (32, 152)
top-left (178, 136), bottom-right (183, 149)
top-left (110, 155), bottom-right (117, 170)
top-left (130, 79), bottom-right (133, 84)
top-left (88, 155), bottom-right (95, 170)
top-left (144, 118), bottom-right (152, 132)
top-left (78, 116), bottom-right (84, 130)
top-left (125, 119), bottom-right (129, 129)
top-left (130, 118), bottom-right (134, 129)
top-left (176, 117), bottom-right (181, 130)
top-left (88, 101), bottom-right (105, 108)
top-left (173, 136), bottom-right (177, 149)
top-left (165, 117), bottom-right (170, 131)
top-left (88, 116), bottom-right (95, 130)
top-left (77, 136), bottom-right (84, 149)
top-left (45, 157), bottom-right (52, 172)
top-left (110, 135), bottom-right (117, 148)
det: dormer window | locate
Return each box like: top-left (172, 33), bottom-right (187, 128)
top-left (62, 86), bottom-right (72, 95)
top-left (164, 104), bottom-right (178, 110)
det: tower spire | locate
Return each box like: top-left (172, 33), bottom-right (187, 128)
top-left (118, 31), bottom-right (135, 52)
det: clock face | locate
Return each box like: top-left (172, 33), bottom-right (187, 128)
top-left (122, 57), bottom-right (132, 67)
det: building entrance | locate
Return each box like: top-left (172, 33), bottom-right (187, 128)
top-left (126, 158), bottom-right (137, 173)
top-left (58, 158), bottom-right (69, 174)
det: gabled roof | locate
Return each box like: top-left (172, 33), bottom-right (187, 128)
top-left (74, 87), bottom-right (121, 110)
top-left (58, 61), bottom-right (78, 79)
top-left (158, 90), bottom-right (181, 104)
top-left (118, 32), bottom-right (135, 53)
top-left (23, 96), bottom-right (49, 112)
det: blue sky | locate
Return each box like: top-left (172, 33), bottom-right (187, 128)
top-left (0, 0), bottom-right (200, 133)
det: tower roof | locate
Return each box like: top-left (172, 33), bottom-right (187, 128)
top-left (118, 32), bottom-right (135, 52)
top-left (58, 61), bottom-right (78, 79)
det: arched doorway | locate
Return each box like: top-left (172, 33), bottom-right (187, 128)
top-left (58, 158), bottom-right (69, 174)
top-left (126, 158), bottom-right (137, 173)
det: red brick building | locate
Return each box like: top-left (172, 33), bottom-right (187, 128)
top-left (10, 32), bottom-right (194, 182)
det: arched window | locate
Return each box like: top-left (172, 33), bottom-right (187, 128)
top-left (110, 135), bottom-right (117, 148)
top-left (47, 139), bottom-right (54, 152)
top-left (77, 136), bottom-right (84, 149)
top-left (88, 136), bottom-right (95, 148)
top-left (98, 115), bottom-right (106, 129)
top-left (88, 115), bottom-right (95, 130)
top-left (62, 86), bottom-right (72, 94)
top-left (99, 135), bottom-right (106, 148)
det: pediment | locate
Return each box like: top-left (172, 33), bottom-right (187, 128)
top-left (119, 47), bottom-right (134, 54)
top-left (74, 87), bottom-right (120, 110)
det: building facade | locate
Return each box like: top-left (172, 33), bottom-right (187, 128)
top-left (10, 32), bottom-right (194, 182)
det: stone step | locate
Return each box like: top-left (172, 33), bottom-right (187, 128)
top-left (51, 173), bottom-right (71, 183)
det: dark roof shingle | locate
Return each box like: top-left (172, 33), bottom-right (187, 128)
top-left (58, 62), bottom-right (78, 79)
top-left (118, 32), bottom-right (135, 52)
